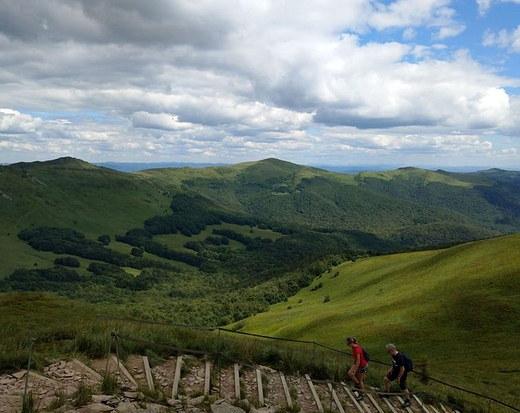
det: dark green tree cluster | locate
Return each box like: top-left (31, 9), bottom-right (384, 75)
top-left (2, 262), bottom-right (176, 297)
top-left (115, 231), bottom-right (205, 267)
top-left (18, 227), bottom-right (180, 271)
top-left (54, 256), bottom-right (81, 267)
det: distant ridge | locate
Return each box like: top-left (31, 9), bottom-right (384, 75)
top-left (95, 161), bottom-right (229, 172)
top-left (94, 161), bottom-right (515, 174)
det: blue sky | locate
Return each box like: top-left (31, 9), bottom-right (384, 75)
top-left (1, 0), bottom-right (520, 170)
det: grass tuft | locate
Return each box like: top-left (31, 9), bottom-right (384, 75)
top-left (101, 374), bottom-right (119, 395)
top-left (21, 392), bottom-right (40, 413)
top-left (72, 383), bottom-right (93, 407)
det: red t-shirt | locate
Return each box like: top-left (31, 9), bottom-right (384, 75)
top-left (352, 345), bottom-right (367, 367)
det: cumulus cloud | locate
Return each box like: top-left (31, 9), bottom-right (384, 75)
top-left (0, 0), bottom-right (518, 168)
top-left (0, 109), bottom-right (42, 134)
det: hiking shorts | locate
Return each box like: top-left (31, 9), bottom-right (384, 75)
top-left (358, 365), bottom-right (369, 373)
top-left (387, 369), bottom-right (408, 390)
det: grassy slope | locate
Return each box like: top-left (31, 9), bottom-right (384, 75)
top-left (0, 159), bottom-right (172, 277)
top-left (236, 233), bottom-right (520, 403)
top-left (2, 157), bottom-right (519, 278)
top-left (163, 160), bottom-right (516, 241)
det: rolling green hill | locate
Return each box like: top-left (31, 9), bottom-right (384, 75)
top-left (234, 232), bottom-right (520, 408)
top-left (1, 157), bottom-right (520, 322)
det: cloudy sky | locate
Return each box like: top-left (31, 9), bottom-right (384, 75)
top-left (1, 0), bottom-right (520, 170)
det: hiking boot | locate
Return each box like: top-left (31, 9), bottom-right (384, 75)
top-left (401, 399), bottom-right (412, 408)
top-left (355, 393), bottom-right (364, 401)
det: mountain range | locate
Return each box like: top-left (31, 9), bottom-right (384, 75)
top-left (0, 156), bottom-right (519, 324)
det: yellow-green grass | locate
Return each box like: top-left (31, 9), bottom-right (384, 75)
top-left (0, 235), bottom-right (162, 279)
top-left (0, 292), bottom-right (118, 371)
top-left (0, 234), bottom-right (59, 279)
top-left (154, 223), bottom-right (284, 252)
top-left (356, 168), bottom-right (477, 187)
top-left (235, 233), bottom-right (520, 408)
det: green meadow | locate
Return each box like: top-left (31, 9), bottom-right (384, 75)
top-left (235, 233), bottom-right (520, 409)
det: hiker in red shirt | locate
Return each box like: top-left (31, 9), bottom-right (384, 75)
top-left (346, 337), bottom-right (368, 401)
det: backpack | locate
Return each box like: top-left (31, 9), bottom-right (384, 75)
top-left (361, 347), bottom-right (370, 362)
top-left (401, 353), bottom-right (413, 372)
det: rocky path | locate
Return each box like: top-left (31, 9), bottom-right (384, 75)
top-left (0, 355), bottom-right (457, 413)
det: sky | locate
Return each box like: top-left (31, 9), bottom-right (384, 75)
top-left (1, 0), bottom-right (520, 170)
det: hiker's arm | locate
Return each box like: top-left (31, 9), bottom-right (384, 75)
top-left (396, 366), bottom-right (405, 381)
top-left (348, 353), bottom-right (360, 376)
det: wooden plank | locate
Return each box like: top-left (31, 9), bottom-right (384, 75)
top-left (367, 392), bottom-right (386, 413)
top-left (71, 358), bottom-right (103, 381)
top-left (256, 368), bottom-right (264, 406)
top-left (439, 403), bottom-right (450, 413)
top-left (111, 355), bottom-right (137, 389)
top-left (21, 370), bottom-right (59, 386)
top-left (327, 383), bottom-right (345, 413)
top-left (234, 363), bottom-right (241, 399)
top-left (360, 400), bottom-right (373, 413)
top-left (142, 356), bottom-right (155, 392)
top-left (429, 405), bottom-right (442, 413)
top-left (305, 374), bottom-right (324, 413)
top-left (172, 356), bottom-right (183, 398)
top-left (382, 396), bottom-right (399, 413)
top-left (341, 382), bottom-right (364, 413)
top-left (204, 361), bottom-right (211, 395)
top-left (280, 372), bottom-right (292, 408)
top-left (413, 394), bottom-right (430, 412)
top-left (397, 396), bottom-right (413, 413)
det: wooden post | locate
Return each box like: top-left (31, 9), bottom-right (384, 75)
top-left (256, 368), bottom-right (264, 405)
top-left (204, 361), bottom-right (211, 395)
top-left (142, 356), bottom-right (155, 391)
top-left (172, 356), bottom-right (183, 398)
top-left (234, 363), bottom-right (241, 399)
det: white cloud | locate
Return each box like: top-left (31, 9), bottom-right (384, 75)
top-left (483, 25), bottom-right (520, 52)
top-left (476, 0), bottom-right (493, 15)
top-left (132, 112), bottom-right (194, 131)
top-left (0, 109), bottom-right (42, 134)
top-left (369, 0), bottom-right (453, 29)
top-left (477, 0), bottom-right (520, 15)
top-left (0, 0), bottom-right (519, 168)
top-left (434, 24), bottom-right (466, 40)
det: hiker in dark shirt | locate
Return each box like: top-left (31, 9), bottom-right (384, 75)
top-left (383, 343), bottom-right (412, 408)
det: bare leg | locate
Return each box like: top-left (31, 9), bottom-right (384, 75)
top-left (384, 376), bottom-right (391, 392)
top-left (348, 369), bottom-right (359, 385)
top-left (357, 372), bottom-right (366, 391)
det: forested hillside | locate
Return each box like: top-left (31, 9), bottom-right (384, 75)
top-left (1, 157), bottom-right (519, 325)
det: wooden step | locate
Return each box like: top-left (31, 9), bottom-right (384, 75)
top-left (21, 354), bottom-right (456, 413)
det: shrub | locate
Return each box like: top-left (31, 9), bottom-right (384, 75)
top-left (72, 383), bottom-right (93, 407)
top-left (101, 374), bottom-right (119, 395)
top-left (47, 390), bottom-right (67, 410)
top-left (75, 334), bottom-right (108, 359)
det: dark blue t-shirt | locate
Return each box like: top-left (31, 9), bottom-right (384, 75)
top-left (391, 352), bottom-right (406, 370)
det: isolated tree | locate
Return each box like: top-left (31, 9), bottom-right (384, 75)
top-left (98, 234), bottom-right (111, 245)
top-left (131, 247), bottom-right (144, 257)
